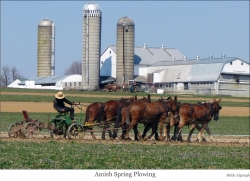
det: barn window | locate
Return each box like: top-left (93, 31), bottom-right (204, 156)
top-left (79, 82), bottom-right (81, 86)
top-left (230, 62), bottom-right (232, 65)
top-left (74, 82), bottom-right (76, 86)
top-left (109, 51), bottom-right (111, 54)
top-left (65, 82), bottom-right (67, 86)
top-left (241, 62), bottom-right (243, 65)
top-left (70, 82), bottom-right (72, 86)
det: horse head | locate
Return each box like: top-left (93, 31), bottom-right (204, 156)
top-left (211, 98), bottom-right (222, 121)
top-left (160, 95), bottom-right (179, 114)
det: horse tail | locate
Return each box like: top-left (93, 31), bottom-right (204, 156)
top-left (114, 106), bottom-right (122, 128)
top-left (84, 105), bottom-right (90, 124)
top-left (97, 103), bottom-right (105, 122)
top-left (126, 105), bottom-right (131, 125)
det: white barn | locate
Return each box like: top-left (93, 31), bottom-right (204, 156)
top-left (147, 57), bottom-right (250, 97)
top-left (8, 74), bottom-right (82, 90)
top-left (100, 45), bottom-right (185, 83)
top-left (100, 45), bottom-right (249, 97)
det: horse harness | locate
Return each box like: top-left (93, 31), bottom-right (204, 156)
top-left (141, 99), bottom-right (172, 123)
top-left (184, 103), bottom-right (214, 123)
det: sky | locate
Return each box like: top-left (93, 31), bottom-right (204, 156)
top-left (1, 1), bottom-right (249, 79)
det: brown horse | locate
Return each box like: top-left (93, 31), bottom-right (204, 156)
top-left (172, 98), bottom-right (222, 142)
top-left (124, 96), bottom-right (179, 141)
top-left (83, 102), bottom-right (105, 139)
top-left (135, 96), bottom-right (173, 141)
top-left (165, 102), bottom-right (213, 142)
top-left (103, 83), bottom-right (121, 92)
top-left (113, 94), bottom-right (151, 140)
top-left (101, 95), bottom-right (137, 139)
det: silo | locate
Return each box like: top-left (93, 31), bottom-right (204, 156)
top-left (37, 18), bottom-right (55, 77)
top-left (82, 2), bottom-right (102, 90)
top-left (116, 16), bottom-right (135, 86)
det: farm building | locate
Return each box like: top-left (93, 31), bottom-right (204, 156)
top-left (8, 45), bottom-right (249, 97)
top-left (8, 74), bottom-right (82, 90)
top-left (100, 45), bottom-right (249, 97)
top-left (146, 57), bottom-right (250, 97)
top-left (100, 45), bottom-right (185, 82)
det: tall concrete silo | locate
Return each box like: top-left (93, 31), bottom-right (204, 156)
top-left (82, 2), bottom-right (102, 90)
top-left (116, 16), bottom-right (135, 86)
top-left (37, 18), bottom-right (55, 77)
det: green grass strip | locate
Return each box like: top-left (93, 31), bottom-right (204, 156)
top-left (0, 140), bottom-right (249, 169)
top-left (0, 112), bottom-right (249, 135)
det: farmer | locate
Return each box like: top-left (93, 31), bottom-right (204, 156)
top-left (53, 91), bottom-right (75, 120)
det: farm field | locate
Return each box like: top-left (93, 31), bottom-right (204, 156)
top-left (0, 88), bottom-right (249, 170)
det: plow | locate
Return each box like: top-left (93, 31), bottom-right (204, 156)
top-left (7, 103), bottom-right (119, 140)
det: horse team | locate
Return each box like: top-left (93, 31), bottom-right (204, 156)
top-left (83, 94), bottom-right (222, 143)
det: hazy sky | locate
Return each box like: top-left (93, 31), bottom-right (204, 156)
top-left (1, 1), bottom-right (249, 78)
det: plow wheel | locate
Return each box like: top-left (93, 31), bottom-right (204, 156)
top-left (67, 123), bottom-right (84, 140)
top-left (8, 122), bottom-right (21, 137)
top-left (49, 123), bottom-right (66, 139)
top-left (22, 122), bottom-right (40, 138)
top-left (49, 130), bottom-right (65, 139)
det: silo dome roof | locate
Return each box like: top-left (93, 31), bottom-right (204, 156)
top-left (117, 16), bottom-right (134, 26)
top-left (83, 2), bottom-right (100, 11)
top-left (38, 18), bottom-right (53, 26)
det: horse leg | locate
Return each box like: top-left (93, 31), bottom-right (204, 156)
top-left (141, 123), bottom-right (151, 139)
top-left (89, 127), bottom-right (96, 139)
top-left (108, 125), bottom-right (113, 139)
top-left (196, 124), bottom-right (212, 142)
top-left (197, 122), bottom-right (208, 142)
top-left (121, 124), bottom-right (128, 140)
top-left (187, 124), bottom-right (196, 142)
top-left (172, 124), bottom-right (183, 141)
top-left (133, 124), bottom-right (141, 141)
top-left (166, 124), bottom-right (172, 142)
top-left (144, 123), bottom-right (158, 140)
top-left (204, 125), bottom-right (213, 142)
top-left (124, 120), bottom-right (137, 140)
top-left (158, 118), bottom-right (165, 141)
top-left (154, 123), bottom-right (159, 141)
top-left (101, 123), bottom-right (107, 139)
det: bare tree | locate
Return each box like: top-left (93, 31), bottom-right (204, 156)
top-left (0, 65), bottom-right (23, 87)
top-left (64, 61), bottom-right (82, 75)
top-left (11, 66), bottom-right (21, 81)
top-left (1, 66), bottom-right (11, 86)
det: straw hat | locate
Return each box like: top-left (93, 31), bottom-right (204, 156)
top-left (55, 91), bottom-right (65, 99)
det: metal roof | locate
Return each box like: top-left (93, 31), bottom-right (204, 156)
top-left (117, 16), bottom-right (134, 26)
top-left (134, 75), bottom-right (147, 83)
top-left (151, 57), bottom-right (241, 67)
top-left (148, 57), bottom-right (242, 83)
top-left (83, 2), bottom-right (100, 11)
top-left (38, 18), bottom-right (53, 26)
top-left (19, 75), bottom-right (69, 85)
top-left (105, 45), bottom-right (184, 66)
top-left (187, 63), bottom-right (224, 82)
top-left (160, 65), bottom-right (192, 83)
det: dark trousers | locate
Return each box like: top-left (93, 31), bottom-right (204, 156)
top-left (56, 107), bottom-right (74, 120)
